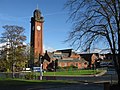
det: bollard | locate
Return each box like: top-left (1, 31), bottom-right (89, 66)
top-left (104, 82), bottom-right (110, 90)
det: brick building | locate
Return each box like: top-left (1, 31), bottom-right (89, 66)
top-left (42, 49), bottom-right (89, 70)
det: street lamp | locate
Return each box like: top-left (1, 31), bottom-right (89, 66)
top-left (39, 54), bottom-right (43, 80)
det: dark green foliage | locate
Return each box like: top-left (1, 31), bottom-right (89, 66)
top-left (24, 72), bottom-right (35, 80)
top-left (56, 65), bottom-right (78, 72)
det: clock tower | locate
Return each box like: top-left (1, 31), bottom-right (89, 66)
top-left (30, 8), bottom-right (44, 65)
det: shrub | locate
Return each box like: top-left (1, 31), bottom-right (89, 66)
top-left (25, 72), bottom-right (35, 80)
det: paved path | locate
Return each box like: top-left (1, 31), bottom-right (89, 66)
top-left (43, 74), bottom-right (118, 84)
top-left (27, 83), bottom-right (104, 90)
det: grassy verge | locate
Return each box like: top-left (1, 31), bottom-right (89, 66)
top-left (43, 70), bottom-right (102, 76)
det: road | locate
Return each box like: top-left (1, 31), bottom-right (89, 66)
top-left (27, 83), bottom-right (104, 90)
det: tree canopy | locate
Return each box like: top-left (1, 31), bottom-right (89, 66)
top-left (0, 25), bottom-right (28, 72)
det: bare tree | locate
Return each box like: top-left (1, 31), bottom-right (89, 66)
top-left (65, 0), bottom-right (120, 84)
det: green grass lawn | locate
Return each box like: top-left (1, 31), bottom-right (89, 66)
top-left (43, 70), bottom-right (102, 76)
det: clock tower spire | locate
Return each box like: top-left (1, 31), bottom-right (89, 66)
top-left (30, 8), bottom-right (44, 66)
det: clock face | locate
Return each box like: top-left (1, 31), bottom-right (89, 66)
top-left (37, 26), bottom-right (41, 30)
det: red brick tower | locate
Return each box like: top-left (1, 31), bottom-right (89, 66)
top-left (30, 8), bottom-right (44, 65)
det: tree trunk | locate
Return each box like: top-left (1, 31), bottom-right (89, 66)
top-left (113, 53), bottom-right (120, 84)
top-left (118, 55), bottom-right (120, 85)
top-left (118, 70), bottom-right (120, 85)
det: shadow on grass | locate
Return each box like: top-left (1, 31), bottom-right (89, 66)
top-left (0, 79), bottom-right (72, 90)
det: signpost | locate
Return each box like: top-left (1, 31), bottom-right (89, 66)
top-left (40, 64), bottom-right (43, 80)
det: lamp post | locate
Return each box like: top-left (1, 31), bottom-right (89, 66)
top-left (12, 42), bottom-right (15, 79)
top-left (54, 60), bottom-right (55, 76)
top-left (39, 54), bottom-right (43, 80)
